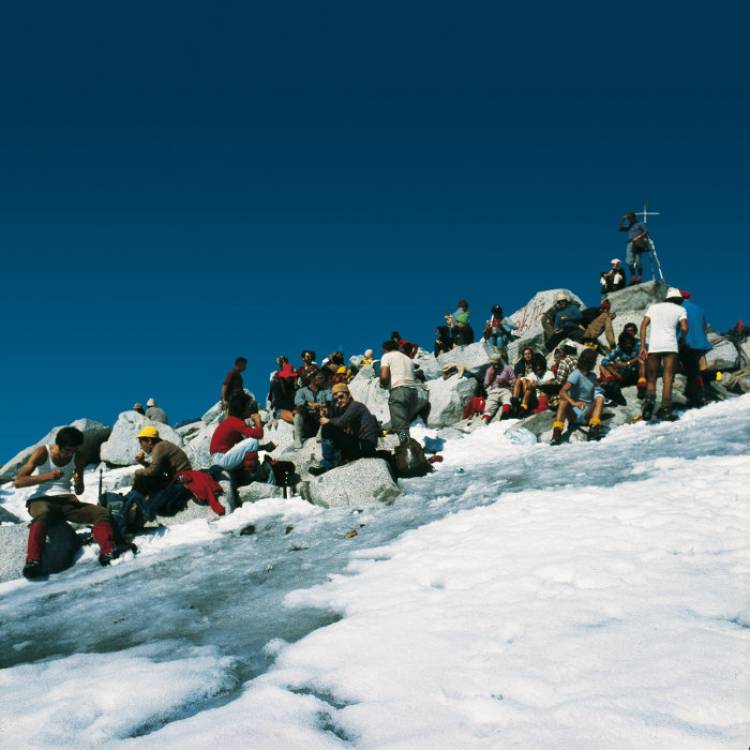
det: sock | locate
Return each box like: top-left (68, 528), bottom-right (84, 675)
top-left (26, 521), bottom-right (47, 562)
top-left (552, 421), bottom-right (564, 430)
top-left (589, 417), bottom-right (601, 426)
top-left (502, 404), bottom-right (512, 415)
top-left (92, 520), bottom-right (115, 557)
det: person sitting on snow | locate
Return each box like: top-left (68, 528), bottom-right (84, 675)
top-left (600, 258), bottom-right (626, 295)
top-left (16, 426), bottom-right (118, 577)
top-left (293, 371), bottom-right (332, 449)
top-left (551, 348), bottom-right (605, 445)
top-left (309, 384), bottom-right (380, 476)
top-left (483, 305), bottom-right (517, 361)
top-left (639, 286), bottom-right (688, 421)
top-left (481, 353), bottom-right (516, 423)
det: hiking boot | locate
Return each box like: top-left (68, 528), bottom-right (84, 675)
top-left (587, 423), bottom-right (603, 441)
top-left (22, 560), bottom-right (43, 579)
top-left (510, 397), bottom-right (520, 418)
top-left (259, 442), bottom-right (277, 453)
top-left (657, 405), bottom-right (678, 422)
top-left (641, 397), bottom-right (656, 421)
top-left (308, 465), bottom-right (330, 477)
top-left (550, 422), bottom-right (564, 446)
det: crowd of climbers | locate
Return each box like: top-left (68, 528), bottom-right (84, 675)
top-left (15, 214), bottom-right (732, 578)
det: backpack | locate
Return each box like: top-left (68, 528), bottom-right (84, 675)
top-left (393, 439), bottom-right (433, 478)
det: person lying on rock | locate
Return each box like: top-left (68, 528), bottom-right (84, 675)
top-left (551, 348), bottom-right (605, 445)
top-left (293, 371), bottom-right (332, 449)
top-left (481, 352), bottom-right (516, 423)
top-left (16, 426), bottom-right (117, 577)
top-left (309, 384), bottom-right (380, 476)
top-left (639, 286), bottom-right (688, 422)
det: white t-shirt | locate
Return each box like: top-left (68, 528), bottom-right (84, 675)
top-left (645, 302), bottom-right (687, 354)
top-left (381, 350), bottom-right (417, 389)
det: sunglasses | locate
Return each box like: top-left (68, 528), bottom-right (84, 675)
top-left (333, 393), bottom-right (348, 401)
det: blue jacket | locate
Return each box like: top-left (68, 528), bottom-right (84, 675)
top-left (554, 304), bottom-right (583, 331)
top-left (680, 299), bottom-right (711, 352)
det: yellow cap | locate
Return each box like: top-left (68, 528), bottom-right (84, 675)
top-left (137, 426), bottom-right (160, 439)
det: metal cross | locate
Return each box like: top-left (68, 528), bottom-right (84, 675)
top-left (635, 197), bottom-right (660, 225)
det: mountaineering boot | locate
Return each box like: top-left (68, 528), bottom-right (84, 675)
top-left (551, 421), bottom-right (564, 446)
top-left (22, 560), bottom-right (43, 579)
top-left (657, 404), bottom-right (678, 422)
top-left (641, 397), bottom-right (656, 422)
top-left (308, 464), bottom-right (331, 477)
top-left (636, 377), bottom-right (648, 400)
top-left (259, 442), bottom-right (277, 453)
top-left (587, 418), bottom-right (602, 442)
top-left (510, 397), bottom-right (520, 418)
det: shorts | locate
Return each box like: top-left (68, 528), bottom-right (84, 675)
top-left (571, 404), bottom-right (591, 424)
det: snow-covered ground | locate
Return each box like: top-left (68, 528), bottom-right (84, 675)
top-left (1, 397), bottom-right (749, 749)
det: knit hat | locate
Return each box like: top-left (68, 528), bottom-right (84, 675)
top-left (555, 292), bottom-right (569, 302)
top-left (133, 402), bottom-right (144, 412)
top-left (488, 352), bottom-right (503, 364)
top-left (146, 398), bottom-right (156, 407)
top-left (610, 258), bottom-right (621, 265)
top-left (331, 383), bottom-right (349, 395)
top-left (137, 426), bottom-right (160, 439)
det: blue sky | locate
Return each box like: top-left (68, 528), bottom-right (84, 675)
top-left (1, 2), bottom-right (747, 460)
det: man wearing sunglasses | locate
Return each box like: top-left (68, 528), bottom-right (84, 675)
top-left (309, 383), bottom-right (379, 476)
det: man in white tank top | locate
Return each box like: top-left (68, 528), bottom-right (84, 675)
top-left (15, 426), bottom-right (116, 578)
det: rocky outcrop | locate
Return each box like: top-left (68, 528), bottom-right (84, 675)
top-left (347, 369), bottom-right (391, 424)
top-left (604, 280), bottom-right (666, 314)
top-left (506, 289), bottom-right (584, 361)
top-left (426, 374), bottom-right (476, 427)
top-left (100, 411), bottom-right (183, 466)
top-left (437, 342), bottom-right (492, 373)
top-left (301, 458), bottom-right (401, 508)
top-left (238, 482), bottom-right (286, 503)
top-left (0, 418), bottom-right (111, 484)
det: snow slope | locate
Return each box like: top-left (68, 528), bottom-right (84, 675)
top-left (1, 397), bottom-right (748, 749)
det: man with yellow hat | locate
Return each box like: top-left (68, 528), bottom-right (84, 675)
top-left (309, 383), bottom-right (379, 476)
top-left (133, 425), bottom-right (191, 497)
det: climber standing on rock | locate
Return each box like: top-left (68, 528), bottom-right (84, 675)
top-left (15, 426), bottom-right (117, 577)
top-left (639, 287), bottom-right (688, 421)
top-left (222, 357), bottom-right (248, 412)
top-left (379, 340), bottom-right (428, 444)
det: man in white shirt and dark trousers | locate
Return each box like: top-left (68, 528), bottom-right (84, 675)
top-left (380, 340), bottom-right (428, 444)
top-left (639, 287), bottom-right (689, 422)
